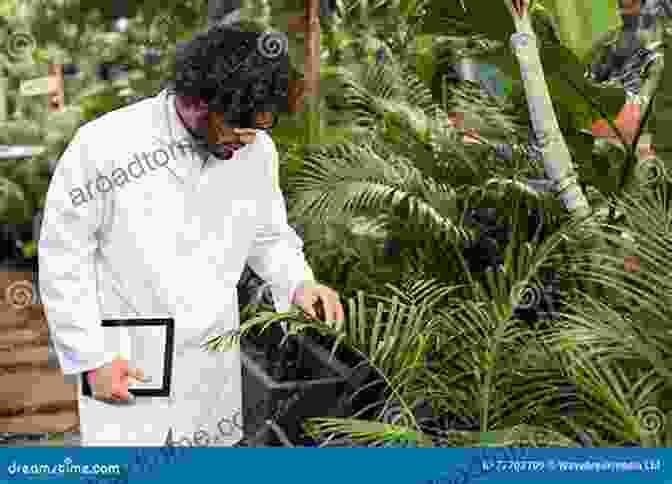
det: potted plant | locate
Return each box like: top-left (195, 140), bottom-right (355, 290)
top-left (308, 331), bottom-right (386, 421)
top-left (205, 311), bottom-right (357, 447)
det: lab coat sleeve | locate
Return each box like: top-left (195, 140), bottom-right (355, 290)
top-left (246, 132), bottom-right (315, 313)
top-left (38, 126), bottom-right (117, 375)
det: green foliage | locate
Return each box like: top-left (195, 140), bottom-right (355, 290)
top-left (537, 0), bottom-right (622, 62)
top-left (241, 0), bottom-right (672, 448)
top-left (78, 88), bottom-right (129, 124)
top-left (5, 0), bottom-right (670, 449)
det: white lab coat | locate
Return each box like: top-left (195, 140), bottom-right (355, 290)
top-left (38, 89), bottom-right (315, 446)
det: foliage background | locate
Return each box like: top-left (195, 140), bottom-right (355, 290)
top-left (2, 0), bottom-right (671, 447)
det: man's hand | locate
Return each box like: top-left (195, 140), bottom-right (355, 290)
top-left (89, 357), bottom-right (148, 404)
top-left (291, 282), bottom-right (344, 324)
top-left (512, 0), bottom-right (529, 18)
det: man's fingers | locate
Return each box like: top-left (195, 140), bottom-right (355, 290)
top-left (326, 294), bottom-right (343, 322)
top-left (128, 367), bottom-right (148, 382)
top-left (305, 306), bottom-right (317, 319)
top-left (111, 358), bottom-right (129, 375)
top-left (512, 0), bottom-right (527, 17)
top-left (303, 293), bottom-right (318, 319)
top-left (112, 389), bottom-right (134, 402)
top-left (520, 0), bottom-right (528, 16)
top-left (321, 296), bottom-right (336, 323)
top-left (87, 358), bottom-right (136, 404)
top-left (94, 388), bottom-right (133, 403)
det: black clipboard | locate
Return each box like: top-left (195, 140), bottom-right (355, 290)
top-left (81, 318), bottom-right (174, 398)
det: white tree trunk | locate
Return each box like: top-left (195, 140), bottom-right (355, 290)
top-left (507, 5), bottom-right (591, 218)
top-left (0, 76), bottom-right (7, 122)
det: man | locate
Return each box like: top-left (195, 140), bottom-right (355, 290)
top-left (39, 23), bottom-right (343, 446)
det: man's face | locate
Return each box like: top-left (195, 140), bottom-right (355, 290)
top-left (619, 0), bottom-right (642, 15)
top-left (175, 94), bottom-right (276, 156)
top-left (207, 111), bottom-right (257, 149)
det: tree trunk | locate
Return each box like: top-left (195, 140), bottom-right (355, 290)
top-left (0, 76), bottom-right (7, 122)
top-left (304, 0), bottom-right (321, 101)
top-left (47, 64), bottom-right (64, 112)
top-left (507, 3), bottom-right (591, 218)
top-left (288, 79), bottom-right (306, 113)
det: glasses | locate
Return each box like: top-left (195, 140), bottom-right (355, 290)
top-left (210, 111), bottom-right (278, 130)
top-left (208, 111), bottom-right (279, 146)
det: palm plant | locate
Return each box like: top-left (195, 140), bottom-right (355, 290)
top-left (155, 0), bottom-right (669, 448)
top-left (543, 184), bottom-right (672, 447)
top-left (214, 50), bottom-right (580, 446)
top-left (223, 1), bottom-right (672, 447)
top-left (238, 172), bottom-right (672, 448)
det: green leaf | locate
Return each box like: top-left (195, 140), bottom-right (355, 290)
top-left (0, 0), bottom-right (17, 18)
top-left (537, 0), bottom-right (622, 62)
top-left (414, 34), bottom-right (435, 88)
top-left (421, 0), bottom-right (517, 42)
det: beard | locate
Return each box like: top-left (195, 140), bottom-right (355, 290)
top-left (174, 96), bottom-right (245, 160)
top-left (184, 120), bottom-right (243, 160)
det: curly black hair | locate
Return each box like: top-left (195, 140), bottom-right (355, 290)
top-left (167, 22), bottom-right (290, 128)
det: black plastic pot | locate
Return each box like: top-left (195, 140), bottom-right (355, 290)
top-left (240, 327), bottom-right (351, 446)
top-left (243, 331), bottom-right (385, 449)
top-left (309, 333), bottom-right (386, 420)
top-left (236, 264), bottom-right (274, 308)
top-left (0, 259), bottom-right (37, 272)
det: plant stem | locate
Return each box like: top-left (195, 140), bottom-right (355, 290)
top-left (507, 6), bottom-right (591, 219)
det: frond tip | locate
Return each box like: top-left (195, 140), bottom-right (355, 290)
top-left (304, 417), bottom-right (428, 447)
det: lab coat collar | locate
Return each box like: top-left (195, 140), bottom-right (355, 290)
top-left (153, 89), bottom-right (254, 180)
top-left (152, 89), bottom-right (209, 182)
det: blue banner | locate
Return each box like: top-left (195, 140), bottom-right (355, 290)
top-left (0, 448), bottom-right (668, 483)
